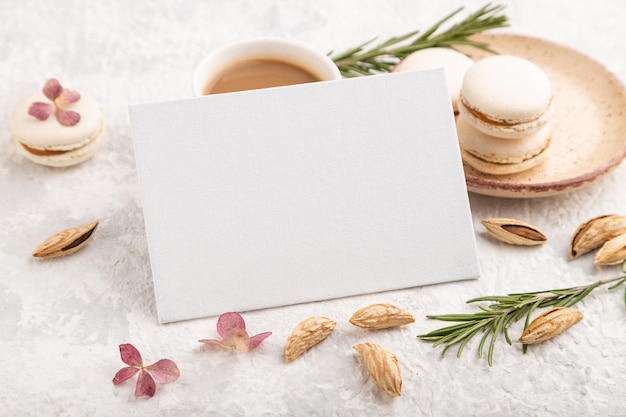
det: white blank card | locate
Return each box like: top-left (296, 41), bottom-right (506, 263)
top-left (129, 69), bottom-right (479, 323)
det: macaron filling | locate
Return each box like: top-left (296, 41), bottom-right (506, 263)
top-left (458, 114), bottom-right (551, 159)
top-left (460, 147), bottom-right (548, 176)
top-left (19, 144), bottom-right (69, 156)
top-left (460, 95), bottom-right (554, 127)
top-left (14, 129), bottom-right (103, 168)
top-left (464, 135), bottom-right (551, 164)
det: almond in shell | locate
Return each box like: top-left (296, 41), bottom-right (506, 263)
top-left (481, 218), bottom-right (547, 246)
top-left (32, 220), bottom-right (99, 258)
top-left (519, 307), bottom-right (583, 345)
top-left (594, 232), bottom-right (626, 265)
top-left (569, 214), bottom-right (626, 259)
top-left (349, 303), bottom-right (415, 329)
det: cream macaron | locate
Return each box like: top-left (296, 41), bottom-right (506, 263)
top-left (393, 47), bottom-right (474, 114)
top-left (459, 55), bottom-right (553, 139)
top-left (10, 79), bottom-right (104, 167)
top-left (456, 114), bottom-right (551, 175)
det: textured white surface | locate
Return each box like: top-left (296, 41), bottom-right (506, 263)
top-left (1, 1), bottom-right (626, 416)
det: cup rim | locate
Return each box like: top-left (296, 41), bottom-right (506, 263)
top-left (192, 37), bottom-right (342, 96)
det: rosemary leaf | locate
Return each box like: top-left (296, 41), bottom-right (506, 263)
top-left (468, 295), bottom-right (524, 303)
top-left (417, 321), bottom-right (478, 338)
top-left (477, 326), bottom-right (492, 359)
top-left (457, 325), bottom-right (483, 358)
top-left (607, 277), bottom-right (626, 290)
top-left (425, 312), bottom-right (498, 321)
top-left (487, 314), bottom-right (507, 366)
top-left (445, 320), bottom-right (493, 348)
top-left (607, 276), bottom-right (626, 308)
top-left (502, 324), bottom-right (512, 346)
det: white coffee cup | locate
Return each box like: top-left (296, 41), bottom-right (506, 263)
top-left (192, 38), bottom-right (342, 96)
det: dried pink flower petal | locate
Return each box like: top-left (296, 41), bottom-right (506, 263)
top-left (249, 332), bottom-right (273, 350)
top-left (112, 367), bottom-right (140, 385)
top-left (218, 311), bottom-right (247, 339)
top-left (119, 343), bottom-right (143, 367)
top-left (43, 78), bottom-right (62, 101)
top-left (56, 109), bottom-right (81, 126)
top-left (145, 359), bottom-right (180, 383)
top-left (29, 78), bottom-right (82, 126)
top-left (56, 89), bottom-right (81, 104)
top-left (135, 371), bottom-right (156, 397)
top-left (28, 102), bottom-right (53, 121)
top-left (198, 312), bottom-right (272, 352)
top-left (112, 343), bottom-right (179, 398)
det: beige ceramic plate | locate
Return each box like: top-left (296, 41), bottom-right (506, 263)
top-left (458, 33), bottom-right (626, 198)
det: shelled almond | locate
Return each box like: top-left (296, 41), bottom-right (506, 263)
top-left (284, 316), bottom-right (336, 362)
top-left (353, 342), bottom-right (402, 397)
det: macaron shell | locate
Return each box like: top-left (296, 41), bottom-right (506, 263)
top-left (460, 146), bottom-right (547, 176)
top-left (10, 91), bottom-right (103, 151)
top-left (393, 47), bottom-right (474, 112)
top-left (456, 114), bottom-right (552, 163)
top-left (14, 125), bottom-right (103, 167)
top-left (460, 55), bottom-right (553, 124)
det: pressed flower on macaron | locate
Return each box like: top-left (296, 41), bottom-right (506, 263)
top-left (28, 78), bottom-right (81, 126)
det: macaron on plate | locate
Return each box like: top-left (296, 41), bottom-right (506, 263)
top-left (10, 79), bottom-right (104, 167)
top-left (455, 33), bottom-right (626, 198)
top-left (459, 55), bottom-right (553, 140)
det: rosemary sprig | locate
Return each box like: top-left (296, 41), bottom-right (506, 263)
top-left (329, 3), bottom-right (509, 78)
top-left (417, 275), bottom-right (626, 366)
